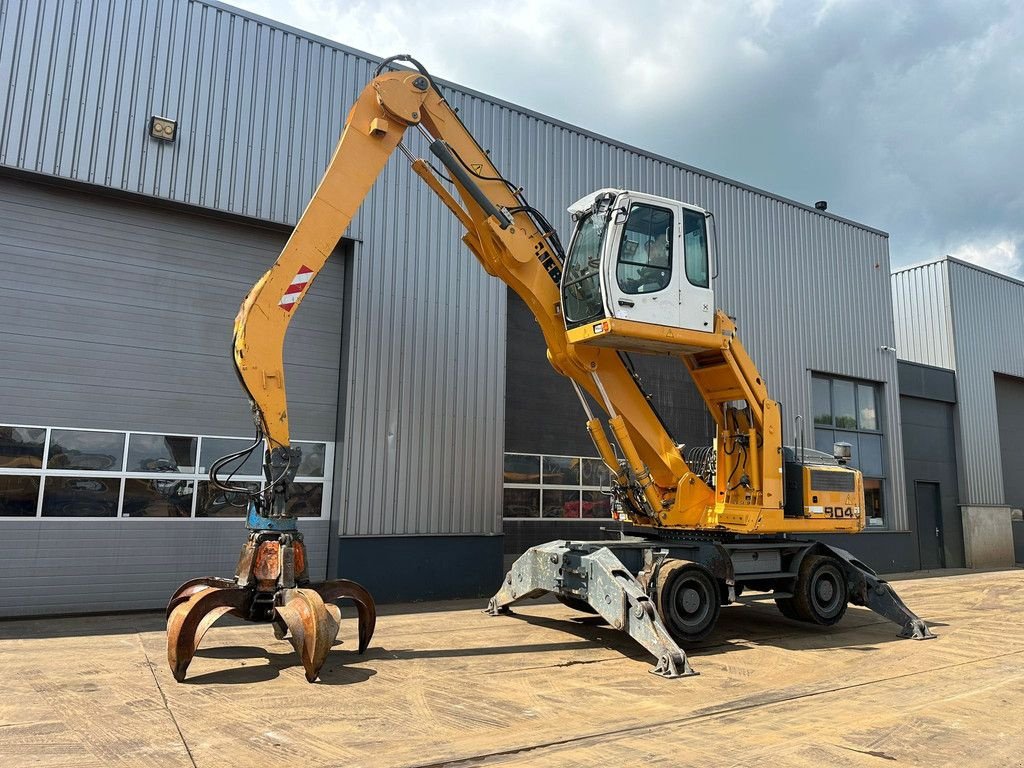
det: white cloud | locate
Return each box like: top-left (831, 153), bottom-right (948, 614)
top-left (228, 0), bottom-right (1024, 279)
top-left (949, 238), bottom-right (1023, 278)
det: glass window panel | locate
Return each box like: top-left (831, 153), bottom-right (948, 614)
top-left (122, 478), bottom-right (194, 517)
top-left (542, 456), bottom-right (579, 485)
top-left (0, 426), bottom-right (46, 469)
top-left (835, 431), bottom-right (860, 470)
top-left (616, 204), bottom-right (673, 295)
top-left (48, 430), bottom-right (125, 471)
top-left (503, 487), bottom-right (539, 518)
top-left (581, 490), bottom-right (612, 519)
top-left (581, 458), bottom-right (612, 487)
top-left (858, 384), bottom-right (878, 431)
top-left (127, 434), bottom-right (197, 473)
top-left (504, 454), bottom-right (541, 484)
top-left (285, 482), bottom-right (324, 517)
top-left (864, 478), bottom-right (884, 526)
top-left (814, 428), bottom-right (835, 455)
top-left (195, 480), bottom-right (259, 518)
top-left (832, 380), bottom-right (856, 429)
top-left (812, 377), bottom-right (832, 425)
top-left (0, 476), bottom-right (40, 516)
top-left (42, 477), bottom-right (120, 517)
top-left (562, 213), bottom-right (608, 325)
top-left (683, 209), bottom-right (709, 288)
top-left (858, 433), bottom-right (884, 477)
top-left (293, 442), bottom-right (327, 478)
top-left (543, 489), bottom-right (581, 518)
top-left (199, 437), bottom-right (263, 477)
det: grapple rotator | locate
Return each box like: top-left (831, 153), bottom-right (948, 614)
top-left (166, 446), bottom-right (376, 682)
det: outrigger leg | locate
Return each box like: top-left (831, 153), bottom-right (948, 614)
top-left (488, 541), bottom-right (694, 678)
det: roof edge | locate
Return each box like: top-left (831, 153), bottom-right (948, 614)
top-left (892, 254), bottom-right (1024, 288)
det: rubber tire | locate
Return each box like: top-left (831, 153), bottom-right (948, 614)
top-left (556, 594), bottom-right (598, 614)
top-left (656, 560), bottom-right (721, 644)
top-left (783, 554), bottom-right (849, 626)
top-left (774, 596), bottom-right (803, 620)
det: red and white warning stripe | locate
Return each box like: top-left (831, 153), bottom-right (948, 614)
top-left (279, 265), bottom-right (314, 311)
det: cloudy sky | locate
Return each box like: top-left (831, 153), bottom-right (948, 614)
top-left (232, 0), bottom-right (1022, 276)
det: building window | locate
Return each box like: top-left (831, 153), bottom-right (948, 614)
top-left (0, 424), bottom-right (332, 519)
top-left (810, 375), bottom-right (886, 528)
top-left (502, 452), bottom-right (613, 519)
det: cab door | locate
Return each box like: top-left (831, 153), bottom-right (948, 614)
top-left (604, 199), bottom-right (683, 327)
top-left (679, 206), bottom-right (714, 332)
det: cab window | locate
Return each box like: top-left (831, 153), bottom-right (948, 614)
top-left (616, 204), bottom-right (673, 295)
top-left (683, 209), bottom-right (709, 288)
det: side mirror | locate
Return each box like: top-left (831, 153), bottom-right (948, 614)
top-left (833, 442), bottom-right (852, 465)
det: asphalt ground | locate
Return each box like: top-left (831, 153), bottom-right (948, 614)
top-left (1, 568), bottom-right (1022, 767)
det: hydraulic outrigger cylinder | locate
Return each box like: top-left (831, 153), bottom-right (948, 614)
top-left (166, 449), bottom-right (376, 683)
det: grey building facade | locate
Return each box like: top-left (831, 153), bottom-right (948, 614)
top-left (893, 257), bottom-right (1024, 565)
top-left (1, 0), bottom-right (927, 615)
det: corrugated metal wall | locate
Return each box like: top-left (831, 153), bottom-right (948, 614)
top-left (0, 519), bottom-right (330, 617)
top-left (945, 260), bottom-right (1024, 505)
top-left (0, 176), bottom-right (342, 438)
top-left (0, 0), bottom-right (905, 532)
top-left (0, 174), bottom-right (339, 615)
top-left (891, 261), bottom-right (956, 370)
top-left (892, 257), bottom-right (1024, 507)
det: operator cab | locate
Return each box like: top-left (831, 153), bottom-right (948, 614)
top-left (560, 189), bottom-right (715, 350)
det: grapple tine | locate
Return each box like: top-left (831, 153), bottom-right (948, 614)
top-left (166, 586), bottom-right (251, 682)
top-left (166, 577), bottom-right (238, 618)
top-left (314, 578), bottom-right (377, 654)
top-left (275, 588), bottom-right (340, 682)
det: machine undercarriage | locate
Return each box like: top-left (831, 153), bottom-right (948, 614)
top-left (488, 533), bottom-right (934, 677)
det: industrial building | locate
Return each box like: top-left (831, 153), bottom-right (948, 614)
top-left (893, 257), bottom-right (1024, 566)
top-left (0, 0), bottom-right (1016, 617)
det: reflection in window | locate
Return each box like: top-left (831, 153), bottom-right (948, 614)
top-left (503, 453), bottom-right (613, 519)
top-left (833, 380), bottom-right (856, 429)
top-left (199, 437), bottom-right (263, 477)
top-left (127, 434), bottom-right (197, 473)
top-left (0, 426), bottom-right (45, 469)
top-left (581, 490), bottom-right (611, 518)
top-left (48, 430), bottom-right (125, 471)
top-left (195, 481), bottom-right (259, 518)
top-left (285, 482), bottom-right (323, 517)
top-left (122, 478), bottom-right (194, 517)
top-left (503, 487), bottom-right (539, 518)
top-left (0, 424), bottom-right (330, 519)
top-left (543, 489), bottom-right (579, 518)
top-left (682, 209), bottom-right (709, 288)
top-left (0, 476), bottom-right (40, 516)
top-left (616, 204), bottom-right (673, 295)
top-left (543, 456), bottom-right (579, 485)
top-left (812, 377), bottom-right (831, 426)
top-left (42, 477), bottom-right (120, 517)
top-left (581, 458), bottom-right (611, 487)
top-left (294, 442), bottom-right (327, 478)
top-left (857, 384), bottom-right (877, 431)
top-left (504, 454), bottom-right (541, 484)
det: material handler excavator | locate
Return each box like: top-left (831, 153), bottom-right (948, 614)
top-left (167, 56), bottom-right (934, 683)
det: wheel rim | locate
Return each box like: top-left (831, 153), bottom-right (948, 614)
top-left (810, 565), bottom-right (845, 618)
top-left (667, 574), bottom-right (714, 633)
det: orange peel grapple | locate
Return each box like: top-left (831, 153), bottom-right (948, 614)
top-left (166, 447), bottom-right (376, 683)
